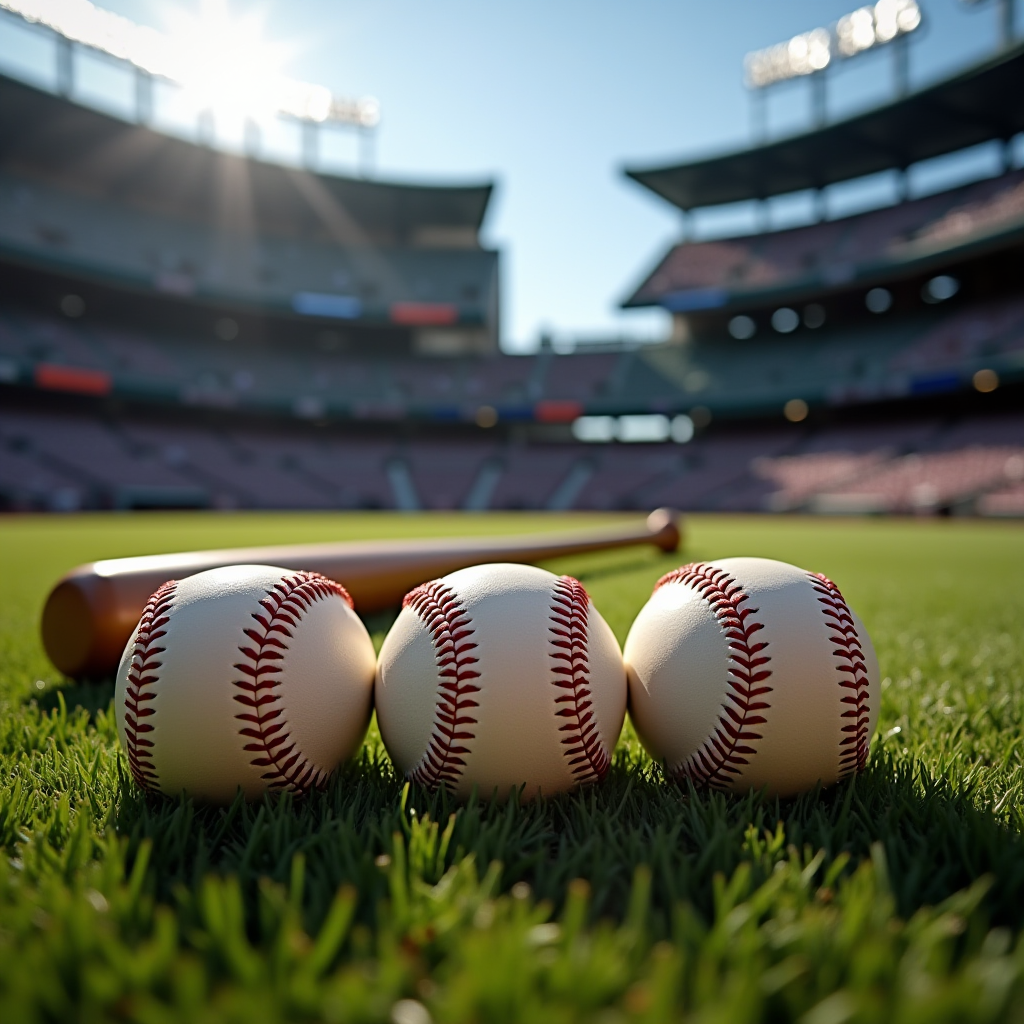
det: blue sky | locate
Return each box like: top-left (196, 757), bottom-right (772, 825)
top-left (0, 1), bottom-right (1013, 350)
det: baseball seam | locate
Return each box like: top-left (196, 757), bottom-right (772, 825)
top-left (404, 580), bottom-right (480, 791)
top-left (809, 572), bottom-right (871, 779)
top-left (655, 564), bottom-right (773, 791)
top-left (233, 571), bottom-right (354, 794)
top-left (123, 579), bottom-right (177, 792)
top-left (549, 575), bottom-right (609, 785)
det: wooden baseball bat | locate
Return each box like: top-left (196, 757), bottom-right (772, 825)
top-left (42, 509), bottom-right (681, 679)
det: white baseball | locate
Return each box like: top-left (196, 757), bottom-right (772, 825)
top-left (624, 557), bottom-right (880, 797)
top-left (375, 563), bottom-right (627, 801)
top-left (114, 564), bottom-right (376, 804)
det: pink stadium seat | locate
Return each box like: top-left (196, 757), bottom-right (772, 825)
top-left (811, 447), bottom-right (1024, 513)
top-left (753, 451), bottom-right (889, 511)
top-left (404, 441), bottom-right (498, 510)
top-left (543, 353), bottom-right (620, 401)
top-left (891, 299), bottom-right (1024, 373)
top-left (977, 478), bottom-right (1024, 517)
top-left (631, 170), bottom-right (1024, 302)
top-left (488, 446), bottom-right (583, 509)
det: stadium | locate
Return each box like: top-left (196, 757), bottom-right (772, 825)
top-left (2, 2), bottom-right (1024, 1021)
top-left (2, 3), bottom-right (1021, 518)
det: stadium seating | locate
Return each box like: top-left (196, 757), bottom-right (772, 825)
top-left (486, 446), bottom-right (586, 510)
top-left (571, 446), bottom-right (683, 510)
top-left (0, 169), bottom-right (497, 324)
top-left (404, 441), bottom-right (500, 510)
top-left (808, 447), bottom-right (1024, 514)
top-left (2, 403), bottom-right (1023, 514)
top-left (889, 299), bottom-right (1024, 375)
top-left (629, 170), bottom-right (1024, 305)
top-left (977, 478), bottom-right (1024, 516)
top-left (2, 289), bottom-right (1021, 422)
top-left (753, 452), bottom-right (890, 511)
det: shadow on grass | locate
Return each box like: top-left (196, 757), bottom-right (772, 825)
top-left (547, 554), bottom-right (666, 586)
top-left (33, 678), bottom-right (115, 722)
top-left (108, 742), bottom-right (1024, 937)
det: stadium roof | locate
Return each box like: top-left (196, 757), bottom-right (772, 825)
top-left (0, 74), bottom-right (493, 245)
top-left (625, 42), bottom-right (1024, 211)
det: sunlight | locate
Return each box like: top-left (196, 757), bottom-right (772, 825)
top-left (1, 0), bottom-right (377, 129)
top-left (162, 0), bottom-right (287, 127)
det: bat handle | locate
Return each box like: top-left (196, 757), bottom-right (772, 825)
top-left (646, 507), bottom-right (682, 552)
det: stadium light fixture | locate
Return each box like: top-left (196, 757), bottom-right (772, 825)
top-left (728, 315), bottom-right (757, 340)
top-left (865, 287), bottom-right (893, 313)
top-left (670, 415), bottom-right (695, 444)
top-left (571, 414), bottom-right (685, 444)
top-left (771, 307), bottom-right (800, 333)
top-left (923, 275), bottom-right (959, 303)
top-left (745, 0), bottom-right (922, 89)
top-left (0, 0), bottom-right (380, 127)
top-left (572, 416), bottom-right (616, 443)
top-left (783, 398), bottom-right (809, 423)
top-left (973, 368), bottom-right (999, 392)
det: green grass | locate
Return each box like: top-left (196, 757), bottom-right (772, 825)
top-left (2, 511), bottom-right (1024, 1023)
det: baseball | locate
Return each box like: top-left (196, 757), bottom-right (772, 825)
top-left (623, 557), bottom-right (880, 797)
top-left (114, 564), bottom-right (376, 803)
top-left (375, 563), bottom-right (627, 800)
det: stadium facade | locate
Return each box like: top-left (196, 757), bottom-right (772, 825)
top-left (0, 25), bottom-right (1022, 516)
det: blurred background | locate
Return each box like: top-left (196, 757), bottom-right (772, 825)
top-left (0, 0), bottom-right (1021, 517)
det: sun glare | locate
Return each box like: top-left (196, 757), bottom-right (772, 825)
top-left (163, 0), bottom-right (289, 126)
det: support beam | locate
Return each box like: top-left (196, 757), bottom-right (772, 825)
top-left (813, 188), bottom-right (827, 222)
top-left (894, 166), bottom-right (909, 204)
top-left (197, 110), bottom-right (215, 147)
top-left (1001, 0), bottom-right (1016, 47)
top-left (893, 35), bottom-right (910, 97)
top-left (811, 71), bottom-right (827, 129)
top-left (302, 121), bottom-right (319, 170)
top-left (359, 127), bottom-right (377, 178)
top-left (750, 87), bottom-right (768, 144)
top-left (55, 35), bottom-right (73, 97)
top-left (244, 118), bottom-right (261, 158)
top-left (134, 69), bottom-right (153, 125)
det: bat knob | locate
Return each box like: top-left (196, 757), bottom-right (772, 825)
top-left (646, 508), bottom-right (682, 553)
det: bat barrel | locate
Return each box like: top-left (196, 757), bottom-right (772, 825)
top-left (41, 509), bottom-right (681, 679)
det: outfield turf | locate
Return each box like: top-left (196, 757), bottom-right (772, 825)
top-left (2, 511), bottom-right (1024, 1023)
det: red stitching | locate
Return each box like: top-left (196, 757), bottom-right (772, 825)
top-left (656, 564), bottom-right (772, 790)
top-left (403, 580), bottom-right (480, 791)
top-left (232, 572), bottom-right (354, 793)
top-left (123, 579), bottom-right (177, 792)
top-left (809, 573), bottom-right (871, 779)
top-left (549, 576), bottom-right (609, 785)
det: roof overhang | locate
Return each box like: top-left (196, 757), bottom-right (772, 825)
top-left (625, 43), bottom-right (1024, 211)
top-left (0, 73), bottom-right (494, 243)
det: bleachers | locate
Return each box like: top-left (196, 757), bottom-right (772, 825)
top-left (572, 446), bottom-right (682, 511)
top-left (915, 176), bottom-right (1024, 249)
top-left (543, 353), bottom-right (621, 402)
top-left (3, 403), bottom-right (1024, 514)
top-left (630, 169), bottom-right (1024, 304)
top-left (977, 478), bottom-right (1024, 516)
top-left (809, 447), bottom-right (1024, 513)
top-left (889, 299), bottom-right (1024, 374)
top-left (488, 446), bottom-right (585, 510)
top-left (640, 431), bottom-right (798, 512)
top-left (753, 452), bottom-right (888, 511)
top-left (403, 442), bottom-right (499, 510)
top-left (0, 170), bottom-right (498, 321)
top-left (2, 288), bottom-right (1021, 420)
top-left (298, 440), bottom-right (397, 509)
